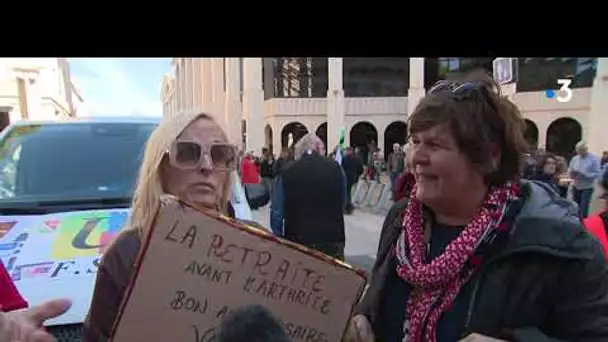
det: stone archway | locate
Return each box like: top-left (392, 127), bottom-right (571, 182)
top-left (384, 121), bottom-right (408, 161)
top-left (315, 122), bottom-right (327, 150)
top-left (350, 121), bottom-right (378, 165)
top-left (546, 117), bottom-right (582, 160)
top-left (523, 119), bottom-right (539, 151)
top-left (281, 122), bottom-right (308, 148)
top-left (264, 124), bottom-right (273, 155)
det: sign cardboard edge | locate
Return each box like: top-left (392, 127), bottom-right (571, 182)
top-left (109, 195), bottom-right (368, 341)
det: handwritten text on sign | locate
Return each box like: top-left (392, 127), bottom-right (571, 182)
top-left (112, 200), bottom-right (366, 342)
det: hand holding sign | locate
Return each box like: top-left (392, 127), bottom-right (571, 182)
top-left (111, 197), bottom-right (366, 342)
top-left (0, 298), bottom-right (71, 342)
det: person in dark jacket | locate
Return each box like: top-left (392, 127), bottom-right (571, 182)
top-left (345, 75), bottom-right (608, 342)
top-left (270, 133), bottom-right (346, 260)
top-left (273, 148), bottom-right (293, 177)
top-left (342, 147), bottom-right (364, 214)
top-left (259, 147), bottom-right (275, 195)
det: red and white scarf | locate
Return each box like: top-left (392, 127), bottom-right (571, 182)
top-left (395, 182), bottom-right (519, 342)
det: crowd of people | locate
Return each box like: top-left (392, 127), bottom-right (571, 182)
top-left (3, 70), bottom-right (608, 342)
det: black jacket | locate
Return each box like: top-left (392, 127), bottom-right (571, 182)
top-left (281, 153), bottom-right (345, 244)
top-left (358, 180), bottom-right (608, 341)
top-left (342, 154), bottom-right (364, 185)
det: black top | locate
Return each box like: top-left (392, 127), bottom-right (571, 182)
top-left (377, 222), bottom-right (474, 342)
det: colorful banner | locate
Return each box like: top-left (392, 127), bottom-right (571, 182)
top-left (0, 209), bottom-right (129, 281)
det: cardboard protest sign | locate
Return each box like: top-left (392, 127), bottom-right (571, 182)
top-left (111, 196), bottom-right (367, 342)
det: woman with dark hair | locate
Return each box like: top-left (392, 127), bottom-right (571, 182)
top-left (528, 152), bottom-right (560, 192)
top-left (346, 73), bottom-right (608, 342)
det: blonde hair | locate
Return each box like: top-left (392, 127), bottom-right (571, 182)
top-left (294, 133), bottom-right (325, 160)
top-left (128, 112), bottom-right (232, 237)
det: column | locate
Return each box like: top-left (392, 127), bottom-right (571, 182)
top-left (211, 58), bottom-right (226, 129)
top-left (327, 58), bottom-right (345, 151)
top-left (587, 58), bottom-right (608, 154)
top-left (224, 58), bottom-right (242, 148)
top-left (191, 59), bottom-right (202, 112)
top-left (201, 58), bottom-right (213, 113)
top-left (176, 59), bottom-right (185, 113)
top-left (185, 58), bottom-right (194, 112)
top-left (407, 58), bottom-right (426, 116)
top-left (242, 58), bottom-right (265, 154)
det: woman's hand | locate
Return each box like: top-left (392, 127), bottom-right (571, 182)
top-left (459, 333), bottom-right (508, 342)
top-left (0, 298), bottom-right (71, 342)
top-left (344, 314), bottom-right (375, 342)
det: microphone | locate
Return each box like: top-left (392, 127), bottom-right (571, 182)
top-left (216, 304), bottom-right (291, 342)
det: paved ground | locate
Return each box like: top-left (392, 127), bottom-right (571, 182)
top-left (251, 206), bottom-right (385, 276)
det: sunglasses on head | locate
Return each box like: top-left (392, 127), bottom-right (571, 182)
top-left (168, 140), bottom-right (238, 171)
top-left (428, 80), bottom-right (498, 111)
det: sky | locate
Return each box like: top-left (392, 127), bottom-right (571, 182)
top-left (68, 58), bottom-right (172, 117)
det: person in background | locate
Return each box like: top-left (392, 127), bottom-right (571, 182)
top-left (583, 166), bottom-right (608, 258)
top-left (554, 155), bottom-right (571, 198)
top-left (346, 75), bottom-right (608, 342)
top-left (601, 151), bottom-right (608, 167)
top-left (366, 151), bottom-right (383, 182)
top-left (529, 152), bottom-right (560, 192)
top-left (569, 141), bottom-right (602, 218)
top-left (387, 143), bottom-right (405, 191)
top-left (342, 146), bottom-right (364, 214)
top-left (240, 151), bottom-right (261, 185)
top-left (0, 261), bottom-right (27, 312)
top-left (273, 147), bottom-right (293, 177)
top-left (270, 133), bottom-right (346, 260)
top-left (84, 112), bottom-right (261, 342)
top-left (392, 144), bottom-right (415, 202)
top-left (0, 298), bottom-right (71, 342)
top-left (259, 147), bottom-right (275, 195)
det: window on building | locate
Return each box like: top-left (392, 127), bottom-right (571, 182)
top-left (343, 58), bottom-right (409, 97)
top-left (264, 58), bottom-right (327, 98)
top-left (517, 58), bottom-right (597, 92)
top-left (424, 58), bottom-right (494, 89)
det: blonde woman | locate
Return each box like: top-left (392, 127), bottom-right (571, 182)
top-left (84, 112), bottom-right (244, 342)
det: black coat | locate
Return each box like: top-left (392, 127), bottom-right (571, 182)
top-left (358, 180), bottom-right (608, 341)
top-left (281, 153), bottom-right (345, 244)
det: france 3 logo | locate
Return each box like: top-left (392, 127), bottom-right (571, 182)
top-left (546, 79), bottom-right (573, 103)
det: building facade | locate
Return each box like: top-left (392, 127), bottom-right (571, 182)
top-left (0, 58), bottom-right (83, 130)
top-left (162, 57), bottom-right (608, 160)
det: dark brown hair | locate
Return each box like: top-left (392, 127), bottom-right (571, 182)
top-left (408, 69), bottom-right (528, 186)
top-left (537, 152), bottom-right (558, 172)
